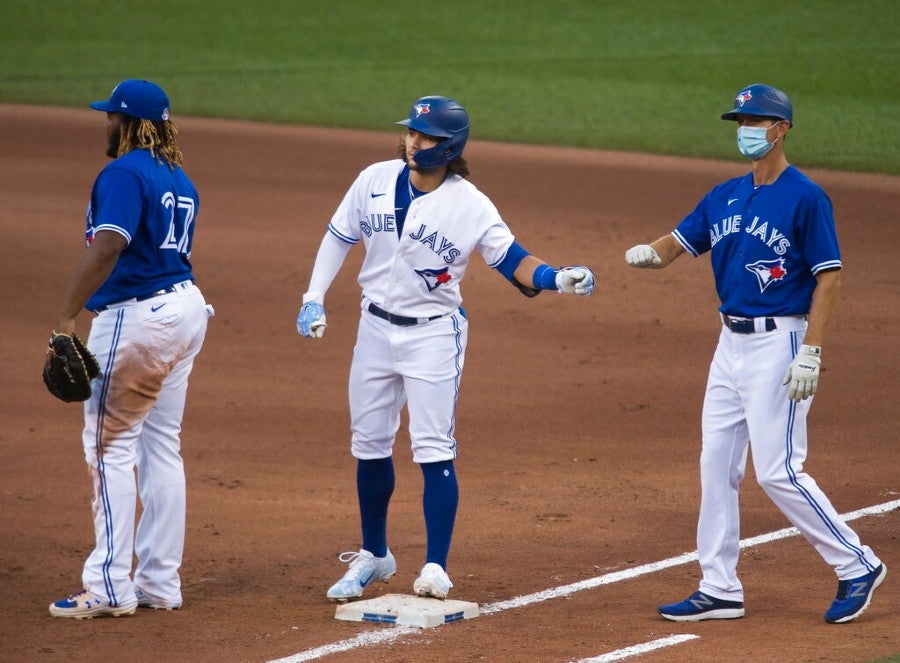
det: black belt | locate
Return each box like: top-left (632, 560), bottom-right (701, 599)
top-left (722, 315), bottom-right (777, 334)
top-left (367, 303), bottom-right (442, 326)
top-left (93, 284), bottom-right (180, 313)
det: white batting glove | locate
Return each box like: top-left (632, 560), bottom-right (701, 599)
top-left (555, 266), bottom-right (595, 296)
top-left (625, 244), bottom-right (661, 268)
top-left (296, 293), bottom-right (327, 338)
top-left (782, 344), bottom-right (821, 401)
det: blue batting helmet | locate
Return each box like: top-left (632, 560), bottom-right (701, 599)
top-left (721, 84), bottom-right (793, 125)
top-left (396, 95), bottom-right (469, 169)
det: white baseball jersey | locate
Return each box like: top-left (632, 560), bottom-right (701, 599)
top-left (326, 160), bottom-right (515, 317)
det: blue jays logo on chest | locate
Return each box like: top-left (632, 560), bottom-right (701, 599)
top-left (745, 258), bottom-right (787, 292)
top-left (415, 267), bottom-right (453, 291)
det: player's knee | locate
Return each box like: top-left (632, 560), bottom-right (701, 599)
top-left (755, 469), bottom-right (792, 495)
top-left (351, 438), bottom-right (394, 458)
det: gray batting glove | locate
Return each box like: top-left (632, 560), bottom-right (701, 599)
top-left (296, 295), bottom-right (327, 338)
top-left (556, 266), bottom-right (595, 295)
top-left (782, 344), bottom-right (821, 401)
top-left (625, 244), bottom-right (661, 268)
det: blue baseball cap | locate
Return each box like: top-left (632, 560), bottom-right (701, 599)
top-left (90, 79), bottom-right (170, 121)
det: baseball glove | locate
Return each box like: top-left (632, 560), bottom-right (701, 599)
top-left (42, 332), bottom-right (101, 402)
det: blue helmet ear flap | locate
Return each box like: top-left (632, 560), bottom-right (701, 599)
top-left (396, 95), bottom-right (469, 168)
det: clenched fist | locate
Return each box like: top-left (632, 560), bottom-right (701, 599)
top-left (556, 266), bottom-right (595, 296)
top-left (625, 244), bottom-right (661, 268)
top-left (297, 297), bottom-right (327, 338)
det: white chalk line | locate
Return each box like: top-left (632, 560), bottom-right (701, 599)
top-left (574, 634), bottom-right (701, 662)
top-left (268, 499), bottom-right (898, 663)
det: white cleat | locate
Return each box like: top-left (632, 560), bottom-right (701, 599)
top-left (413, 563), bottom-right (453, 600)
top-left (326, 549), bottom-right (396, 602)
top-left (49, 589), bottom-right (137, 619)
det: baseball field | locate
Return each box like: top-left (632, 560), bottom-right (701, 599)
top-left (1, 2), bottom-right (898, 662)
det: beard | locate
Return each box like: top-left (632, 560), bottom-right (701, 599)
top-left (106, 126), bottom-right (121, 158)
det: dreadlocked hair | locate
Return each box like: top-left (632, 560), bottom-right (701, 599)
top-left (117, 116), bottom-right (184, 168)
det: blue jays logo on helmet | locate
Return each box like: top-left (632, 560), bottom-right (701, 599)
top-left (721, 83), bottom-right (793, 125)
top-left (415, 267), bottom-right (453, 292)
top-left (396, 95), bottom-right (470, 169)
top-left (745, 258), bottom-right (787, 292)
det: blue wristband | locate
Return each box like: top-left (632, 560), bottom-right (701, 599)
top-left (532, 264), bottom-right (559, 291)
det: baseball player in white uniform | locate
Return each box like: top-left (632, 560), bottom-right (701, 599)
top-left (626, 84), bottom-right (885, 624)
top-left (296, 95), bottom-right (595, 601)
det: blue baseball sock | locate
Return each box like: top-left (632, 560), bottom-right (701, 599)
top-left (357, 457), bottom-right (394, 557)
top-left (420, 460), bottom-right (459, 569)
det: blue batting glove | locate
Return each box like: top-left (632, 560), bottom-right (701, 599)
top-left (296, 301), bottom-right (327, 338)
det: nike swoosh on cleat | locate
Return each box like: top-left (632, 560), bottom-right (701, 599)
top-left (151, 303), bottom-right (167, 312)
top-left (360, 571), bottom-right (377, 587)
top-left (371, 192), bottom-right (386, 198)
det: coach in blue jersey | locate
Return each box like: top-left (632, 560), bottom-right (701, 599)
top-left (625, 84), bottom-right (885, 624)
top-left (47, 80), bottom-right (213, 618)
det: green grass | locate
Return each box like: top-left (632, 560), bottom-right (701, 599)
top-left (1, 0), bottom-right (898, 173)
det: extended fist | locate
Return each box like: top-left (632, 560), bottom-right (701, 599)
top-left (782, 344), bottom-right (821, 401)
top-left (556, 266), bottom-right (595, 296)
top-left (296, 300), bottom-right (327, 338)
top-left (625, 244), bottom-right (661, 268)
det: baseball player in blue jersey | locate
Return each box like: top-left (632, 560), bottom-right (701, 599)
top-left (296, 95), bottom-right (595, 601)
top-left (47, 80), bottom-right (213, 618)
top-left (626, 84), bottom-right (885, 624)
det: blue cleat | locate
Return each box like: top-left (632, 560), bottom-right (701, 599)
top-left (659, 590), bottom-right (745, 622)
top-left (825, 563), bottom-right (886, 623)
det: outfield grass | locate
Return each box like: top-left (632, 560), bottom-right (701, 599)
top-left (1, 0), bottom-right (898, 173)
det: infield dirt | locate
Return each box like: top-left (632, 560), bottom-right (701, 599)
top-left (1, 105), bottom-right (897, 662)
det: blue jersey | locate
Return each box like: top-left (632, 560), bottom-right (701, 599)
top-left (85, 149), bottom-right (198, 311)
top-left (672, 166), bottom-right (841, 317)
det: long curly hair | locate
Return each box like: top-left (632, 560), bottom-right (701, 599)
top-left (116, 115), bottom-right (184, 168)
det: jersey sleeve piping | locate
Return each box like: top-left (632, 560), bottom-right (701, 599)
top-left (812, 259), bottom-right (842, 274)
top-left (487, 241), bottom-right (515, 269)
top-left (672, 229), bottom-right (699, 257)
top-left (93, 224), bottom-right (132, 245)
top-left (327, 223), bottom-right (358, 245)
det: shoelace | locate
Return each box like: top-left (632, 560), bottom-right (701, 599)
top-left (338, 550), bottom-right (365, 567)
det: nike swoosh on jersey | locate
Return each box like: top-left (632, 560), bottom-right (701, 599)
top-left (371, 192), bottom-right (386, 198)
top-left (727, 198), bottom-right (739, 205)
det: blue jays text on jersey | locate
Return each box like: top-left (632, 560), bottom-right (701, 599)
top-left (408, 223), bottom-right (462, 264)
top-left (673, 165), bottom-right (841, 318)
top-left (709, 214), bottom-right (791, 255)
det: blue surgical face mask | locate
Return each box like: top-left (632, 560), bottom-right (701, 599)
top-left (737, 122), bottom-right (781, 160)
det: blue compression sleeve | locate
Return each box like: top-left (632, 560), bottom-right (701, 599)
top-left (494, 241), bottom-right (531, 281)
